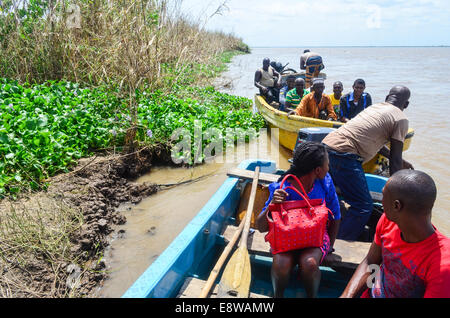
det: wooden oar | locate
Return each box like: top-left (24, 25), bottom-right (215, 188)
top-left (216, 166), bottom-right (260, 298)
top-left (199, 212), bottom-right (246, 298)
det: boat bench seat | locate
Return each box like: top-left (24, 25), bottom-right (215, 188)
top-left (222, 225), bottom-right (370, 275)
top-left (177, 227), bottom-right (370, 298)
top-left (177, 277), bottom-right (270, 298)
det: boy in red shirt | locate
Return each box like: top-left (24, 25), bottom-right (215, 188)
top-left (340, 170), bottom-right (450, 298)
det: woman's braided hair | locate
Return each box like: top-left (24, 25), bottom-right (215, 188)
top-left (277, 141), bottom-right (327, 182)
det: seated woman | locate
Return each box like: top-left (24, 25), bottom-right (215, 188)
top-left (256, 141), bottom-right (341, 298)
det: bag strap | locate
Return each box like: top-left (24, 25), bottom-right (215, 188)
top-left (278, 174), bottom-right (335, 219)
top-left (283, 185), bottom-right (334, 219)
top-left (279, 174), bottom-right (308, 197)
top-left (278, 174), bottom-right (313, 208)
top-left (283, 186), bottom-right (314, 210)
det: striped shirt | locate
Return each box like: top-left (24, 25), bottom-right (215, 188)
top-left (285, 88), bottom-right (309, 107)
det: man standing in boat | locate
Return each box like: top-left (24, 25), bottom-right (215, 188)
top-left (339, 79), bottom-right (373, 122)
top-left (322, 85), bottom-right (414, 241)
top-left (300, 50), bottom-right (325, 89)
top-left (254, 58), bottom-right (282, 107)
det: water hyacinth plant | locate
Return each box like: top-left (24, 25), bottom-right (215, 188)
top-left (0, 79), bottom-right (265, 197)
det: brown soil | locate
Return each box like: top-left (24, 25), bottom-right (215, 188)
top-left (0, 144), bottom-right (174, 297)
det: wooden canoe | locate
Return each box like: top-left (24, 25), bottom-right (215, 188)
top-left (122, 159), bottom-right (387, 298)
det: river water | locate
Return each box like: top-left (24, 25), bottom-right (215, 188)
top-left (96, 47), bottom-right (450, 297)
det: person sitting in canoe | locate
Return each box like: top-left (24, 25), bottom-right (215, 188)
top-left (322, 85), bottom-right (414, 241)
top-left (289, 78), bottom-right (337, 121)
top-left (300, 49), bottom-right (325, 89)
top-left (254, 58), bottom-right (282, 107)
top-left (341, 170), bottom-right (450, 298)
top-left (283, 78), bottom-right (309, 113)
top-left (256, 141), bottom-right (341, 298)
top-left (328, 81), bottom-right (344, 121)
top-left (339, 79), bottom-right (372, 122)
top-left (279, 75), bottom-right (296, 111)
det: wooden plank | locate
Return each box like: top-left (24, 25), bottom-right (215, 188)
top-left (227, 168), bottom-right (280, 184)
top-left (223, 225), bottom-right (271, 256)
top-left (330, 240), bottom-right (371, 269)
top-left (222, 225), bottom-right (370, 273)
top-left (178, 277), bottom-right (269, 298)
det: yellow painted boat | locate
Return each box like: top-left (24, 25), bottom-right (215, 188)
top-left (254, 94), bottom-right (415, 174)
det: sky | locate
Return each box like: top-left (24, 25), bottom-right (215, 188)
top-left (179, 0), bottom-right (450, 47)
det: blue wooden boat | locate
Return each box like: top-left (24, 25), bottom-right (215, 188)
top-left (122, 159), bottom-right (387, 298)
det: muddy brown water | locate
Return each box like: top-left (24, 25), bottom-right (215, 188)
top-left (97, 47), bottom-right (450, 297)
top-left (96, 138), bottom-right (291, 297)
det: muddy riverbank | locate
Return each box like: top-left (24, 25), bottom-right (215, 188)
top-left (0, 145), bottom-right (173, 297)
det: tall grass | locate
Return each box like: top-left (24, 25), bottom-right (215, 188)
top-left (0, 0), bottom-right (249, 150)
top-left (0, 0), bottom-right (248, 88)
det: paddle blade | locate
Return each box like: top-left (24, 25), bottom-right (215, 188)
top-left (217, 247), bottom-right (251, 298)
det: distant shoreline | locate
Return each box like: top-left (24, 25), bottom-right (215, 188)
top-left (250, 45), bottom-right (450, 49)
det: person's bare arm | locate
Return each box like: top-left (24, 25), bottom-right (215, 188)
top-left (256, 189), bottom-right (287, 233)
top-left (273, 70), bottom-right (282, 87)
top-left (300, 55), bottom-right (306, 70)
top-left (327, 219), bottom-right (340, 250)
top-left (340, 241), bottom-right (382, 298)
top-left (378, 140), bottom-right (414, 176)
top-left (388, 139), bottom-right (403, 176)
top-left (254, 70), bottom-right (268, 92)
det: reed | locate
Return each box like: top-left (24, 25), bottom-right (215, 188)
top-left (0, 0), bottom-right (248, 89)
top-left (0, 0), bottom-right (248, 151)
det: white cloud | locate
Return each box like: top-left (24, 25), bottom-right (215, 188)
top-left (180, 0), bottom-right (450, 46)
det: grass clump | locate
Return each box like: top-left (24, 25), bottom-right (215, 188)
top-left (0, 195), bottom-right (85, 297)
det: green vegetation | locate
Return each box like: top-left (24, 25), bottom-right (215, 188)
top-left (0, 1), bottom-right (264, 198)
top-left (0, 0), bottom-right (262, 298)
top-left (0, 76), bottom-right (265, 197)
